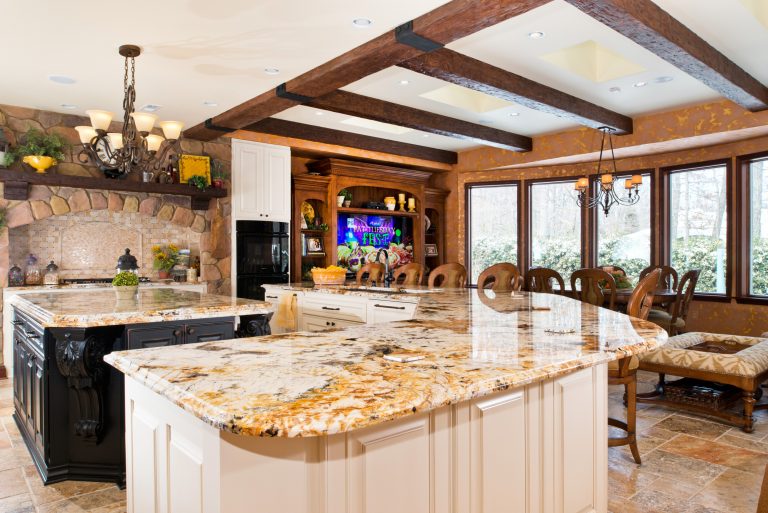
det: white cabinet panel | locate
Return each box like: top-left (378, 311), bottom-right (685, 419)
top-left (300, 313), bottom-right (363, 332)
top-left (469, 391), bottom-right (528, 513)
top-left (231, 139), bottom-right (290, 222)
top-left (169, 432), bottom-right (203, 513)
top-left (300, 296), bottom-right (367, 323)
top-left (367, 300), bottom-right (417, 324)
top-left (347, 415), bottom-right (432, 513)
top-left (129, 404), bottom-right (162, 513)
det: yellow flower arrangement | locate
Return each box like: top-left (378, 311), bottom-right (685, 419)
top-left (152, 244), bottom-right (180, 272)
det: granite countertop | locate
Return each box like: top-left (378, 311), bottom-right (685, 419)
top-left (104, 287), bottom-right (667, 438)
top-left (11, 288), bottom-right (271, 327)
top-left (4, 281), bottom-right (205, 293)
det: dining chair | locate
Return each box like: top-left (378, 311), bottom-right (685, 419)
top-left (639, 265), bottom-right (679, 290)
top-left (477, 263), bottom-right (522, 292)
top-left (647, 269), bottom-right (700, 336)
top-left (355, 262), bottom-right (385, 286)
top-left (600, 264), bottom-right (627, 276)
top-left (525, 267), bottom-right (564, 294)
top-left (428, 263), bottom-right (467, 288)
top-left (608, 269), bottom-right (661, 465)
top-left (392, 263), bottom-right (425, 287)
top-left (571, 268), bottom-right (617, 310)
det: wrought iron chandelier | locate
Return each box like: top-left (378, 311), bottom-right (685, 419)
top-left (573, 126), bottom-right (642, 216)
top-left (75, 45), bottom-right (183, 178)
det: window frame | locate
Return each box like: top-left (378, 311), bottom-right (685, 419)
top-left (736, 151), bottom-right (768, 305)
top-left (588, 170), bottom-right (656, 269)
top-left (464, 180), bottom-right (523, 287)
top-left (660, 158), bottom-right (732, 302)
top-left (526, 176), bottom-right (588, 280)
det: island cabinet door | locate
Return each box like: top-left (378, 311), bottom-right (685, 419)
top-left (125, 325), bottom-right (182, 350)
top-left (183, 321), bottom-right (235, 344)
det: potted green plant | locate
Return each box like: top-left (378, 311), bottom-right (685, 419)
top-left (4, 128), bottom-right (69, 173)
top-left (112, 271), bottom-right (140, 300)
top-left (211, 160), bottom-right (224, 189)
top-left (152, 244), bottom-right (180, 279)
top-left (342, 189), bottom-right (352, 208)
top-left (188, 175), bottom-right (208, 191)
top-left (336, 189), bottom-right (347, 207)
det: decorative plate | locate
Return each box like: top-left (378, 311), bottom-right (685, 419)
top-left (178, 154), bottom-right (211, 184)
top-left (301, 201), bottom-right (315, 224)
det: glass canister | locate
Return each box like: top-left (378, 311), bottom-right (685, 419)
top-left (43, 261), bottom-right (60, 285)
top-left (8, 264), bottom-right (23, 287)
top-left (24, 254), bottom-right (42, 286)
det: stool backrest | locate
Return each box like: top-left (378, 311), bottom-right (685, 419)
top-left (392, 263), bottom-right (425, 286)
top-left (627, 269), bottom-right (661, 320)
top-left (640, 265), bottom-right (678, 290)
top-left (477, 263), bottom-right (522, 292)
top-left (428, 263), bottom-right (467, 288)
top-left (525, 267), bottom-right (564, 294)
top-left (355, 262), bottom-right (385, 286)
top-left (671, 269), bottom-right (700, 324)
top-left (571, 268), bottom-right (616, 310)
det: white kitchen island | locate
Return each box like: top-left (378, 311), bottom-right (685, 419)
top-left (105, 287), bottom-right (667, 513)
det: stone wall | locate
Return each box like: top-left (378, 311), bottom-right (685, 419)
top-left (0, 104), bottom-right (233, 377)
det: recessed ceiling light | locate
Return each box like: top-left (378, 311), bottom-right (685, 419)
top-left (48, 75), bottom-right (76, 85)
top-left (140, 104), bottom-right (162, 112)
top-left (264, 68), bottom-right (280, 75)
top-left (633, 81), bottom-right (648, 88)
top-left (315, 111), bottom-right (324, 116)
top-left (609, 86), bottom-right (622, 93)
top-left (60, 103), bottom-right (78, 110)
top-left (352, 18), bottom-right (373, 28)
top-left (528, 31), bottom-right (546, 39)
top-left (508, 112), bottom-right (520, 117)
top-left (399, 80), bottom-right (410, 86)
top-left (655, 76), bottom-right (674, 83)
top-left (203, 101), bottom-right (218, 107)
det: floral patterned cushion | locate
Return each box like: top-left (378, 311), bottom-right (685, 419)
top-left (639, 332), bottom-right (768, 378)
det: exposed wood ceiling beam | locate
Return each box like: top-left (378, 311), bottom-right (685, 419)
top-left (307, 90), bottom-right (532, 152)
top-left (243, 118), bottom-right (458, 164)
top-left (564, 0), bottom-right (768, 112)
top-left (399, 48), bottom-right (634, 135)
top-left (185, 0), bottom-right (551, 141)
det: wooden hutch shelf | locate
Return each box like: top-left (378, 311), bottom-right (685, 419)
top-left (291, 158), bottom-right (448, 281)
top-left (336, 207), bottom-right (418, 217)
top-left (0, 169), bottom-right (227, 210)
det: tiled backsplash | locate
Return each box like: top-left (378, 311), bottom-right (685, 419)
top-left (10, 210), bottom-right (201, 279)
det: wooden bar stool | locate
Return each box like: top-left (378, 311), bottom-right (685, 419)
top-left (392, 263), bottom-right (425, 286)
top-left (525, 267), bottom-right (564, 294)
top-left (570, 268), bottom-right (617, 310)
top-left (608, 269), bottom-right (660, 464)
top-left (355, 262), bottom-right (385, 286)
top-left (477, 263), bottom-right (522, 292)
top-left (428, 263), bottom-right (467, 288)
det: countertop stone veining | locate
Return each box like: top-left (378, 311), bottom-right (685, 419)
top-left (10, 288), bottom-right (271, 327)
top-left (104, 286), bottom-right (667, 438)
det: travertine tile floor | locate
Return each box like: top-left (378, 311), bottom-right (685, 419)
top-left (0, 372), bottom-right (765, 512)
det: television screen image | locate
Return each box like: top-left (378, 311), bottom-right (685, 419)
top-left (337, 214), bottom-right (414, 272)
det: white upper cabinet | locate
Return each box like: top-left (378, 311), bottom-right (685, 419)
top-left (231, 139), bottom-right (291, 222)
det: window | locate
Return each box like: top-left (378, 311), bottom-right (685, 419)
top-left (749, 158), bottom-right (768, 296)
top-left (529, 180), bottom-right (582, 279)
top-left (467, 183), bottom-right (518, 285)
top-left (596, 174), bottom-right (652, 280)
top-left (667, 164), bottom-right (728, 294)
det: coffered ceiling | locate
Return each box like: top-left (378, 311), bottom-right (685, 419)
top-left (2, 0), bottom-right (767, 156)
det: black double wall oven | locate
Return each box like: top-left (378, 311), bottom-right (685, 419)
top-left (235, 220), bottom-right (290, 300)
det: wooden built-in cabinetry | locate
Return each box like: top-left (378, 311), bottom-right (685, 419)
top-left (291, 158), bottom-right (448, 280)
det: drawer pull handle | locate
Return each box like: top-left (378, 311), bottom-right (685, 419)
top-left (25, 331), bottom-right (40, 338)
top-left (187, 327), bottom-right (196, 335)
top-left (266, 295), bottom-right (278, 299)
top-left (321, 306), bottom-right (341, 311)
top-left (374, 304), bottom-right (406, 310)
top-left (173, 330), bottom-right (182, 337)
top-left (12, 320), bottom-right (23, 326)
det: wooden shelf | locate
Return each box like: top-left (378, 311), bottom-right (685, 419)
top-left (0, 169), bottom-right (227, 209)
top-left (337, 207), bottom-right (418, 217)
top-left (303, 253), bottom-right (326, 258)
top-left (300, 229), bottom-right (328, 234)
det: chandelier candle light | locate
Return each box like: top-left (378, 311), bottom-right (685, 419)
top-left (75, 45), bottom-right (183, 179)
top-left (574, 126), bottom-right (642, 216)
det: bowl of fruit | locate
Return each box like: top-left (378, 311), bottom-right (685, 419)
top-left (310, 265), bottom-right (348, 285)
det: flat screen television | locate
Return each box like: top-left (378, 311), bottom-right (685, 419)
top-left (337, 214), bottom-right (414, 272)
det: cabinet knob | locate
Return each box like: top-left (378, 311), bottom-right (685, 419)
top-left (173, 329), bottom-right (182, 337)
top-left (187, 327), bottom-right (196, 335)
